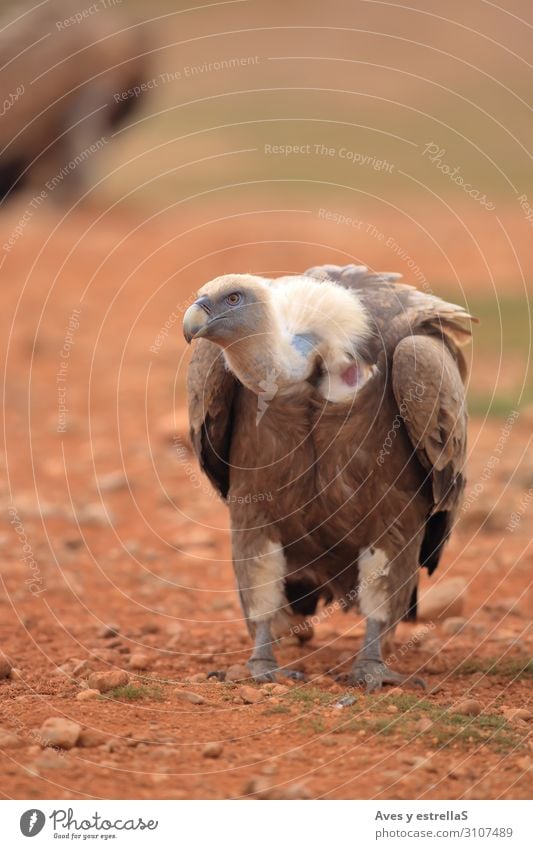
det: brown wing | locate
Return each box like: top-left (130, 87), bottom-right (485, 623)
top-left (392, 334), bottom-right (468, 574)
top-left (305, 263), bottom-right (475, 379)
top-left (187, 338), bottom-right (239, 499)
top-left (305, 264), bottom-right (474, 576)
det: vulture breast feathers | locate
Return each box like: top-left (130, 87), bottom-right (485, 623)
top-left (184, 264), bottom-right (475, 690)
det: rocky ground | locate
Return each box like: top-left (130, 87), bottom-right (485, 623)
top-left (0, 205), bottom-right (531, 800)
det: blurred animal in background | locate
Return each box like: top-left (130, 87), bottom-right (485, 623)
top-left (184, 264), bottom-right (475, 691)
top-left (0, 0), bottom-right (152, 203)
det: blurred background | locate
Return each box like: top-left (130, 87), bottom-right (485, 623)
top-left (0, 0), bottom-right (531, 801)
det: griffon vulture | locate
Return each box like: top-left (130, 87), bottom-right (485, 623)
top-left (0, 0), bottom-right (150, 201)
top-left (183, 264), bottom-right (473, 690)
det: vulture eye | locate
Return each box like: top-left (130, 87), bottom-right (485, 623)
top-left (225, 292), bottom-right (242, 306)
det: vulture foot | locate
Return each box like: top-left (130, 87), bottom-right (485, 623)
top-left (348, 660), bottom-right (426, 693)
top-left (247, 659), bottom-right (306, 683)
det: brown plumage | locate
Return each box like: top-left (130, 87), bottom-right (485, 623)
top-left (184, 264), bottom-right (474, 689)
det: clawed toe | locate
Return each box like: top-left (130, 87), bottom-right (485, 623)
top-left (348, 660), bottom-right (426, 693)
top-left (247, 660), bottom-right (306, 683)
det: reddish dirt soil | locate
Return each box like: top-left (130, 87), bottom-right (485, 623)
top-left (0, 205), bottom-right (531, 800)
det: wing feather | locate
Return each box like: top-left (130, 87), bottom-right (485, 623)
top-left (187, 339), bottom-right (239, 499)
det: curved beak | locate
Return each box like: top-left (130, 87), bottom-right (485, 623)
top-left (183, 297), bottom-right (212, 343)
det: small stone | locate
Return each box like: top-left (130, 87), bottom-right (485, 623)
top-left (516, 756), bottom-right (531, 772)
top-left (98, 624), bottom-right (120, 638)
top-left (442, 616), bottom-right (468, 635)
top-left (386, 704), bottom-right (399, 714)
top-left (270, 684), bottom-right (289, 696)
top-left (9, 667), bottom-right (23, 681)
top-left (187, 673), bottom-right (207, 683)
top-left (129, 653), bottom-right (151, 670)
top-left (76, 502), bottom-right (114, 526)
top-left (449, 699), bottom-right (482, 716)
top-left (333, 694), bottom-right (358, 709)
top-left (418, 578), bottom-right (467, 622)
top-left (77, 729), bottom-right (107, 748)
top-left (415, 717), bottom-right (434, 733)
top-left (225, 664), bottom-right (249, 682)
top-left (76, 689), bottom-right (100, 701)
top-left (87, 670), bottom-right (129, 693)
top-left (72, 660), bottom-right (90, 677)
top-left (239, 685), bottom-right (263, 704)
top-left (385, 687), bottom-right (404, 697)
top-left (0, 730), bottom-right (22, 748)
top-left (202, 742), bottom-right (223, 758)
top-left (174, 690), bottom-right (205, 705)
top-left (502, 708), bottom-right (532, 723)
top-left (40, 717), bottom-right (81, 749)
top-left (98, 472), bottom-right (128, 492)
top-left (244, 777), bottom-right (311, 800)
top-left (0, 652), bottom-right (12, 679)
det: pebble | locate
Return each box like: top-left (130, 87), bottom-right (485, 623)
top-left (76, 502), bottom-right (115, 526)
top-left (418, 578), bottom-right (466, 622)
top-left (0, 730), bottom-right (22, 748)
top-left (442, 616), bottom-right (468, 635)
top-left (502, 708), bottom-right (532, 723)
top-left (9, 667), bottom-right (23, 681)
top-left (239, 685), bottom-right (263, 704)
top-left (225, 664), bottom-right (249, 682)
top-left (40, 717), bottom-right (81, 749)
top-left (174, 690), bottom-right (205, 705)
top-left (129, 653), bottom-right (151, 670)
top-left (186, 673), bottom-right (208, 683)
top-left (244, 777), bottom-right (311, 800)
top-left (385, 687), bottom-right (404, 697)
top-left (449, 699), bottom-right (482, 716)
top-left (415, 717), bottom-right (434, 733)
top-left (386, 704), bottom-right (399, 714)
top-left (0, 652), bottom-right (12, 679)
top-left (99, 624), bottom-right (120, 639)
top-left (76, 689), bottom-right (100, 701)
top-left (334, 694), bottom-right (357, 709)
top-left (72, 660), bottom-right (91, 677)
top-left (97, 472), bottom-right (128, 492)
top-left (270, 684), bottom-right (290, 696)
top-left (77, 729), bottom-right (107, 748)
top-left (202, 742), bottom-right (223, 758)
top-left (88, 670), bottom-right (129, 693)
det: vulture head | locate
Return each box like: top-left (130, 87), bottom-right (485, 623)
top-left (183, 273), bottom-right (373, 401)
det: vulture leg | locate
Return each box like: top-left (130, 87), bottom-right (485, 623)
top-left (348, 545), bottom-right (426, 692)
top-left (248, 620), bottom-right (279, 682)
top-left (232, 531), bottom-right (308, 681)
top-left (348, 618), bottom-right (424, 692)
